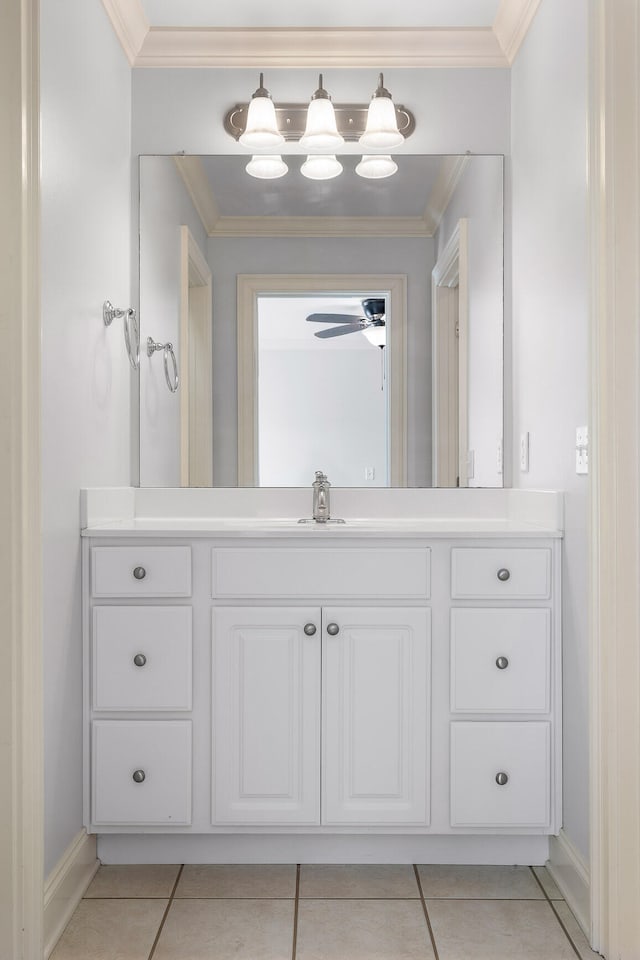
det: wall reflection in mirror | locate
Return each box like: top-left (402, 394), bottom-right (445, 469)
top-left (139, 154), bottom-right (503, 488)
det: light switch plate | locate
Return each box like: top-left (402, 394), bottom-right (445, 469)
top-left (576, 426), bottom-right (589, 475)
top-left (520, 432), bottom-right (530, 472)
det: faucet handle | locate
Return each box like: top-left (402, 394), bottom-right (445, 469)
top-left (314, 470), bottom-right (329, 485)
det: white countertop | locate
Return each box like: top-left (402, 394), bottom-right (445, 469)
top-left (80, 488), bottom-right (564, 539)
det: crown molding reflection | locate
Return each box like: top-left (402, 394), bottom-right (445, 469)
top-left (101, 0), bottom-right (541, 69)
top-left (172, 155), bottom-right (442, 238)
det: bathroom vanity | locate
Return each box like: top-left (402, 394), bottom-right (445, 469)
top-left (81, 488), bottom-right (562, 865)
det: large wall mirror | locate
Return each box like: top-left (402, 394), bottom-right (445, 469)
top-left (139, 153), bottom-right (503, 488)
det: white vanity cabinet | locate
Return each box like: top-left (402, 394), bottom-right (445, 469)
top-left (82, 528), bottom-right (562, 860)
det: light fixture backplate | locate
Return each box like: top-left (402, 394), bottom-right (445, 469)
top-left (225, 103), bottom-right (415, 142)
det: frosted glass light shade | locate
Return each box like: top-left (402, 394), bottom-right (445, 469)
top-left (359, 96), bottom-right (404, 149)
top-left (300, 155), bottom-right (343, 180)
top-left (245, 155), bottom-right (288, 179)
top-left (299, 98), bottom-right (345, 150)
top-left (239, 96), bottom-right (284, 149)
top-left (355, 155), bottom-right (398, 179)
top-left (362, 324), bottom-right (386, 347)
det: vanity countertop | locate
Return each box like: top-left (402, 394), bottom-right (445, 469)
top-left (80, 488), bottom-right (564, 539)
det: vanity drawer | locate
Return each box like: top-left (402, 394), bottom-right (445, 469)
top-left (450, 721), bottom-right (550, 828)
top-left (211, 547), bottom-right (431, 600)
top-left (92, 720), bottom-right (192, 826)
top-left (91, 546), bottom-right (191, 597)
top-left (92, 607), bottom-right (192, 711)
top-left (451, 548), bottom-right (551, 599)
top-left (450, 608), bottom-right (550, 713)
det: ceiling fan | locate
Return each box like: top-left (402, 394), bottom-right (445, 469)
top-left (306, 297), bottom-right (386, 346)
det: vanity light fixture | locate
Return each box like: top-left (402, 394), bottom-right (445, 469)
top-left (224, 77), bottom-right (415, 145)
top-left (299, 75), bottom-right (345, 151)
top-left (355, 155), bottom-right (398, 179)
top-left (359, 74), bottom-right (405, 149)
top-left (300, 155), bottom-right (343, 181)
top-left (238, 74), bottom-right (284, 150)
top-left (245, 155), bottom-right (288, 179)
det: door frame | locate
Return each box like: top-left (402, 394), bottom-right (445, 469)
top-left (431, 219), bottom-right (469, 487)
top-left (179, 225), bottom-right (213, 486)
top-left (587, 0), bottom-right (640, 954)
top-left (237, 274), bottom-right (407, 487)
top-left (0, 0), bottom-right (43, 958)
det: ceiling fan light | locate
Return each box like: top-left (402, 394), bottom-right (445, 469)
top-left (299, 75), bottom-right (345, 150)
top-left (245, 155), bottom-right (288, 179)
top-left (300, 154), bottom-right (343, 181)
top-left (355, 155), bottom-right (398, 179)
top-left (362, 324), bottom-right (386, 347)
top-left (239, 74), bottom-right (284, 149)
top-left (359, 74), bottom-right (404, 149)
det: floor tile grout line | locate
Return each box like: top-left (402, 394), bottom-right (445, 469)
top-left (147, 863), bottom-right (184, 960)
top-left (413, 864), bottom-right (440, 960)
top-left (529, 866), bottom-right (583, 960)
top-left (291, 864), bottom-right (301, 960)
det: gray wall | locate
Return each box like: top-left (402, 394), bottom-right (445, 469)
top-left (511, 0), bottom-right (589, 861)
top-left (41, 0), bottom-right (132, 874)
top-left (131, 68), bottom-right (511, 157)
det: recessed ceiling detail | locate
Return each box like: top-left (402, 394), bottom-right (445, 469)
top-left (101, 0), bottom-right (541, 68)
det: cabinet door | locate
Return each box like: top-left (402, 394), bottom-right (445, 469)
top-left (212, 607), bottom-right (321, 824)
top-left (323, 607), bottom-right (430, 825)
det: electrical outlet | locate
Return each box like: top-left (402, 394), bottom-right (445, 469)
top-left (520, 432), bottom-right (530, 472)
top-left (497, 439), bottom-right (503, 474)
top-left (576, 426), bottom-right (589, 475)
top-left (364, 466), bottom-right (375, 481)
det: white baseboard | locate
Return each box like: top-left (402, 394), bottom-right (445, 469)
top-left (547, 830), bottom-right (590, 938)
top-left (44, 829), bottom-right (100, 959)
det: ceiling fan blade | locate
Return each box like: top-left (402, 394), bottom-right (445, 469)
top-left (314, 323), bottom-right (363, 339)
top-left (306, 313), bottom-right (364, 324)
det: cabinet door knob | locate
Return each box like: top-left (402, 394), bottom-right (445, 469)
top-left (495, 771), bottom-right (509, 786)
top-left (303, 623), bottom-right (317, 636)
top-left (496, 567), bottom-right (511, 581)
top-left (132, 566), bottom-right (147, 580)
top-left (133, 653), bottom-right (147, 667)
top-left (495, 656), bottom-right (509, 670)
top-left (132, 769), bottom-right (146, 783)
top-left (326, 622), bottom-right (340, 636)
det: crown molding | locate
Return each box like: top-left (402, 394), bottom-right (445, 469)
top-left (173, 156), bottom-right (220, 235)
top-left (100, 0), bottom-right (149, 65)
top-left (210, 215), bottom-right (432, 239)
top-left (492, 0), bottom-right (542, 65)
top-left (134, 27), bottom-right (507, 68)
top-left (100, 0), bottom-right (542, 70)
top-left (424, 155), bottom-right (471, 235)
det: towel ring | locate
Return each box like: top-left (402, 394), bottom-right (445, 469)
top-left (103, 300), bottom-right (139, 370)
top-left (147, 337), bottom-right (179, 393)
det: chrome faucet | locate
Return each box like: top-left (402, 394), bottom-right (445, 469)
top-left (312, 470), bottom-right (331, 523)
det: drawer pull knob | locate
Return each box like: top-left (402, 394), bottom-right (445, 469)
top-left (496, 656), bottom-right (509, 670)
top-left (326, 622), bottom-right (340, 636)
top-left (132, 566), bottom-right (147, 580)
top-left (132, 769), bottom-right (146, 784)
top-left (497, 568), bottom-right (511, 582)
top-left (303, 623), bottom-right (317, 636)
top-left (495, 771), bottom-right (509, 786)
top-left (133, 654), bottom-right (147, 667)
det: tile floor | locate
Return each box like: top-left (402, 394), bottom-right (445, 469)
top-left (51, 863), bottom-right (601, 960)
